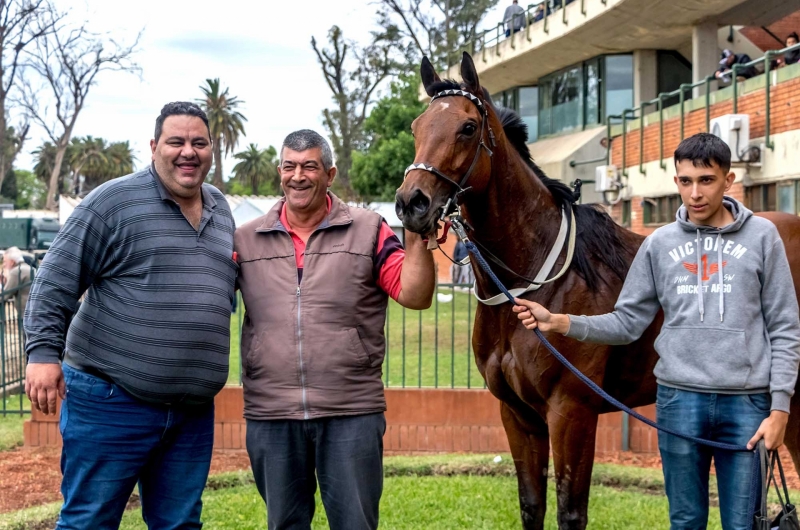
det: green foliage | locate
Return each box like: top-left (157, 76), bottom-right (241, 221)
top-left (230, 144), bottom-right (279, 195)
top-left (198, 78), bottom-right (247, 189)
top-left (32, 137), bottom-right (135, 196)
top-left (12, 170), bottom-right (46, 209)
top-left (351, 74), bottom-right (426, 200)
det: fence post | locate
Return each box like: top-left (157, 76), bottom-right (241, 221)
top-left (732, 64), bottom-right (740, 113)
top-left (639, 101), bottom-right (649, 176)
top-left (621, 413), bottom-right (630, 451)
top-left (621, 110), bottom-right (630, 177)
top-left (679, 83), bottom-right (690, 141)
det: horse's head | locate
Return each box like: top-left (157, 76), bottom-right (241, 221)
top-left (396, 53), bottom-right (497, 236)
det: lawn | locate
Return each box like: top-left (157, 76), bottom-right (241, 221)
top-left (0, 394), bottom-right (29, 452)
top-left (113, 457), bottom-right (725, 530)
top-left (228, 285), bottom-right (482, 388)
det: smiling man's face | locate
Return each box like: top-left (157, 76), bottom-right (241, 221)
top-left (279, 146), bottom-right (336, 216)
top-left (150, 115), bottom-right (213, 199)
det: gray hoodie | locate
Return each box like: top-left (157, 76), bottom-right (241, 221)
top-left (566, 197), bottom-right (800, 412)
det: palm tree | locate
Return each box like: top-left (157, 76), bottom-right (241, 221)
top-left (68, 136), bottom-right (107, 195)
top-left (233, 144), bottom-right (279, 195)
top-left (197, 79), bottom-right (247, 190)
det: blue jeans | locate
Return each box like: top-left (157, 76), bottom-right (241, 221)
top-left (57, 363), bottom-right (215, 530)
top-left (656, 385), bottom-right (770, 530)
top-left (246, 412), bottom-right (386, 530)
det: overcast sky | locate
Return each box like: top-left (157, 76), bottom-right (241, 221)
top-left (16, 0), bottom-right (506, 177)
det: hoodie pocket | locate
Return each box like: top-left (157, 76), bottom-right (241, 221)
top-left (654, 325), bottom-right (749, 389)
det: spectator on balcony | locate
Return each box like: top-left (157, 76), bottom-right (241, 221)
top-left (503, 0), bottom-right (525, 37)
top-left (779, 32), bottom-right (799, 68)
top-left (716, 49), bottom-right (757, 82)
top-left (532, 3), bottom-right (545, 22)
top-left (1, 246), bottom-right (31, 312)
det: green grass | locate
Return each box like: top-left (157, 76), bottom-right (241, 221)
top-left (0, 394), bottom-right (29, 452)
top-left (228, 286), bottom-right (481, 388)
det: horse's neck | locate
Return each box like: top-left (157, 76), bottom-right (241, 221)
top-left (464, 150), bottom-right (563, 288)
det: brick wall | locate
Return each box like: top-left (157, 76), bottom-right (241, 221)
top-left (610, 77), bottom-right (800, 170)
top-left (25, 387), bottom-right (659, 455)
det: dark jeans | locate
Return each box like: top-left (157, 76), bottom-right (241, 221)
top-left (57, 363), bottom-right (215, 530)
top-left (656, 385), bottom-right (770, 530)
top-left (246, 412), bottom-right (386, 530)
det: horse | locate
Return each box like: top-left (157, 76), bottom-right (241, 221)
top-left (394, 52), bottom-right (800, 529)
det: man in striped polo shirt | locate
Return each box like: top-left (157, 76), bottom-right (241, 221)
top-left (24, 102), bottom-right (237, 529)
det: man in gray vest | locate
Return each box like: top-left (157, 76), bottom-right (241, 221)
top-left (235, 129), bottom-right (436, 530)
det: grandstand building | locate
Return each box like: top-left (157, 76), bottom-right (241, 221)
top-left (443, 0), bottom-right (800, 237)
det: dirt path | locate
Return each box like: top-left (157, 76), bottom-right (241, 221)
top-left (1, 447), bottom-right (797, 514)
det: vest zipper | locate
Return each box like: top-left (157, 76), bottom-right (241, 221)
top-left (296, 281), bottom-right (309, 420)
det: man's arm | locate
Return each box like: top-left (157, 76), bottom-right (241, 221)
top-left (514, 238), bottom-right (661, 345)
top-left (3, 266), bottom-right (20, 302)
top-left (24, 204), bottom-right (112, 414)
top-left (396, 230), bottom-right (435, 310)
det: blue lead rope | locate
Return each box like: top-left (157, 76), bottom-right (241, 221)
top-left (463, 238), bottom-right (762, 521)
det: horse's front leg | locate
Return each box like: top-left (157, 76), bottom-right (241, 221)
top-left (501, 401), bottom-right (550, 530)
top-left (548, 402), bottom-right (598, 530)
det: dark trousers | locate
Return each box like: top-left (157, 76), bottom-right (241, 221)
top-left (246, 412), bottom-right (386, 530)
top-left (57, 363), bottom-right (214, 530)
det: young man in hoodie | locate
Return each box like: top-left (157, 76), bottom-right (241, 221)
top-left (512, 132), bottom-right (800, 530)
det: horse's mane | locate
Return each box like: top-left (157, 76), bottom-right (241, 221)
top-left (427, 80), bottom-right (631, 291)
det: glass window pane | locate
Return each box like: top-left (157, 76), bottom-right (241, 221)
top-left (551, 66), bottom-right (583, 134)
top-left (779, 183), bottom-right (795, 214)
top-left (585, 59), bottom-right (600, 126)
top-left (604, 55), bottom-right (634, 121)
top-left (518, 86), bottom-right (538, 143)
top-left (539, 78), bottom-right (553, 137)
top-left (622, 200), bottom-right (631, 226)
top-left (766, 184), bottom-right (777, 211)
top-left (657, 51), bottom-right (692, 108)
top-left (506, 89), bottom-right (517, 112)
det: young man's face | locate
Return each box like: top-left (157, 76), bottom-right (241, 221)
top-left (673, 160), bottom-right (735, 226)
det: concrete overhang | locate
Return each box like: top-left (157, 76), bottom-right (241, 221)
top-left (436, 0), bottom-right (793, 96)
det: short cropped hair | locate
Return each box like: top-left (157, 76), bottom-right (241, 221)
top-left (154, 102), bottom-right (210, 143)
top-left (4, 247), bottom-right (23, 265)
top-left (280, 130), bottom-right (334, 172)
top-left (673, 133), bottom-right (732, 174)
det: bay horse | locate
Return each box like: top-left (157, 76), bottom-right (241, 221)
top-left (395, 52), bottom-right (800, 529)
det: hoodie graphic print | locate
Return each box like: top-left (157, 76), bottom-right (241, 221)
top-left (566, 197), bottom-right (800, 412)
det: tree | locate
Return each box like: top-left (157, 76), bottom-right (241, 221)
top-left (197, 78), bottom-right (247, 191)
top-left (19, 22), bottom-right (140, 210)
top-left (33, 136), bottom-right (136, 197)
top-left (377, 0), bottom-right (499, 69)
top-left (311, 26), bottom-right (394, 199)
top-left (351, 74), bottom-right (426, 200)
top-left (0, 1), bottom-right (61, 192)
top-left (8, 169), bottom-right (45, 209)
top-left (231, 143), bottom-right (278, 196)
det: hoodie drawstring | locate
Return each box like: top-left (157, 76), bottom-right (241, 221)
top-left (697, 229), bottom-right (704, 322)
top-left (717, 233), bottom-right (724, 322)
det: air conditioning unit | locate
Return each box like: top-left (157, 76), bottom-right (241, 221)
top-left (710, 114), bottom-right (750, 162)
top-left (595, 165), bottom-right (620, 193)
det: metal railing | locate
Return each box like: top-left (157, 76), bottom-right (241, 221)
top-left (230, 283), bottom-right (483, 389)
top-left (446, 0), bottom-right (591, 68)
top-left (0, 269), bottom-right (33, 416)
top-left (608, 42), bottom-right (800, 172)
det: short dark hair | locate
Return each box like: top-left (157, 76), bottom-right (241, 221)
top-left (788, 32), bottom-right (799, 43)
top-left (154, 102), bottom-right (210, 143)
top-left (673, 133), bottom-right (731, 174)
top-left (281, 129), bottom-right (334, 171)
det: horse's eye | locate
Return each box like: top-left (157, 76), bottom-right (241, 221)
top-left (461, 123), bottom-right (477, 136)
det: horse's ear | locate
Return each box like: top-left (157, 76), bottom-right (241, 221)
top-left (460, 52), bottom-right (481, 94)
top-left (421, 56), bottom-right (441, 97)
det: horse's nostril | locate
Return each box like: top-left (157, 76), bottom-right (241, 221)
top-left (409, 189), bottom-right (430, 215)
top-left (395, 196), bottom-right (406, 220)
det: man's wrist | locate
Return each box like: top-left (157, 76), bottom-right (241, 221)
top-left (553, 314), bottom-right (570, 335)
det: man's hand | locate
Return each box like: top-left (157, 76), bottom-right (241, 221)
top-left (512, 298), bottom-right (571, 334)
top-left (747, 410), bottom-right (789, 450)
top-left (25, 363), bottom-right (65, 416)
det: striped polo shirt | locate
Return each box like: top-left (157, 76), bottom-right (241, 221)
top-left (24, 167), bottom-right (237, 405)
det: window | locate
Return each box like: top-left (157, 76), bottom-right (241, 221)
top-left (492, 86), bottom-right (539, 143)
top-left (539, 65), bottom-right (584, 136)
top-left (747, 183), bottom-right (778, 213)
top-left (604, 55), bottom-right (634, 121)
top-left (657, 51), bottom-right (692, 108)
top-left (621, 199), bottom-right (631, 227)
top-left (643, 195), bottom-right (681, 225)
top-left (584, 58), bottom-right (601, 127)
top-left (518, 87), bottom-right (538, 143)
top-left (778, 182), bottom-right (796, 214)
